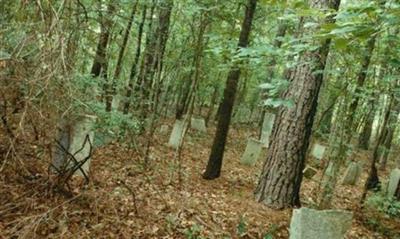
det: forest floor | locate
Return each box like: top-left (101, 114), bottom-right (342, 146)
top-left (0, 118), bottom-right (399, 238)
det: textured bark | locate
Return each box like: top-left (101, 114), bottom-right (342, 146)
top-left (90, 4), bottom-right (113, 79)
top-left (123, 4), bottom-right (147, 114)
top-left (358, 101), bottom-right (375, 150)
top-left (255, 0), bottom-right (340, 209)
top-left (105, 1), bottom-right (138, 112)
top-left (203, 0), bottom-right (257, 180)
top-left (360, 87), bottom-right (400, 203)
top-left (138, 0), bottom-right (173, 114)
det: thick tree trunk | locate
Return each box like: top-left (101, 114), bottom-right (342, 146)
top-left (105, 1), bottom-right (138, 112)
top-left (123, 5), bottom-right (148, 114)
top-left (203, 0), bottom-right (257, 180)
top-left (255, 0), bottom-right (340, 209)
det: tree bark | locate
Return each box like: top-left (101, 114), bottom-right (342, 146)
top-left (123, 4), bottom-right (148, 114)
top-left (105, 1), bottom-right (138, 112)
top-left (203, 0), bottom-right (257, 180)
top-left (358, 99), bottom-right (375, 150)
top-left (255, 0), bottom-right (340, 209)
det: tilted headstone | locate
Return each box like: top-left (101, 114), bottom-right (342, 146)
top-left (342, 162), bottom-right (362, 185)
top-left (311, 143), bottom-right (326, 160)
top-left (289, 208), bottom-right (353, 239)
top-left (236, 107), bottom-right (252, 123)
top-left (387, 168), bottom-right (400, 198)
top-left (159, 125), bottom-right (169, 134)
top-left (52, 119), bottom-right (72, 172)
top-left (168, 120), bottom-right (187, 149)
top-left (52, 115), bottom-right (96, 177)
top-left (240, 138), bottom-right (263, 166)
top-left (260, 113), bottom-right (275, 147)
top-left (303, 166), bottom-right (318, 179)
top-left (190, 117), bottom-right (207, 133)
top-left (69, 115), bottom-right (96, 177)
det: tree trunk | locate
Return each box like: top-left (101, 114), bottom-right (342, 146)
top-left (361, 88), bottom-right (400, 202)
top-left (90, 4), bottom-right (114, 79)
top-left (202, 0), bottom-right (257, 180)
top-left (138, 0), bottom-right (173, 116)
top-left (123, 4), bottom-right (148, 114)
top-left (255, 0), bottom-right (340, 209)
top-left (358, 98), bottom-right (376, 150)
top-left (105, 1), bottom-right (138, 112)
top-left (347, 35), bottom-right (376, 130)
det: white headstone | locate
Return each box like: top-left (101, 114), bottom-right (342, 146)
top-left (69, 115), bottom-right (96, 177)
top-left (240, 138), bottom-right (263, 166)
top-left (190, 117), bottom-right (207, 133)
top-left (159, 125), bottom-right (169, 134)
top-left (289, 208), bottom-right (353, 239)
top-left (260, 113), bottom-right (275, 147)
top-left (342, 162), bottom-right (362, 186)
top-left (168, 120), bottom-right (187, 149)
top-left (387, 168), bottom-right (400, 198)
top-left (311, 144), bottom-right (326, 160)
top-left (52, 115), bottom-right (96, 177)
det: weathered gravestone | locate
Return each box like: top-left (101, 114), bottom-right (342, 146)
top-left (387, 168), bottom-right (400, 198)
top-left (52, 115), bottom-right (96, 177)
top-left (235, 107), bottom-right (252, 123)
top-left (303, 166), bottom-right (318, 179)
top-left (289, 208), bottom-right (353, 239)
top-left (168, 120), bottom-right (187, 149)
top-left (342, 162), bottom-right (362, 185)
top-left (311, 143), bottom-right (326, 160)
top-left (260, 113), bottom-right (275, 147)
top-left (240, 138), bottom-right (263, 166)
top-left (190, 117), bottom-right (207, 133)
top-left (159, 125), bottom-right (169, 134)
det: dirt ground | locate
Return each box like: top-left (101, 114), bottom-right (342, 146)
top-left (0, 119), bottom-right (399, 238)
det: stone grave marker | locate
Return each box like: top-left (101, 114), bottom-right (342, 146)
top-left (69, 115), bottom-right (96, 177)
top-left (311, 143), bottom-right (326, 160)
top-left (168, 120), bottom-right (187, 149)
top-left (235, 107), bottom-right (252, 123)
top-left (260, 113), bottom-right (275, 147)
top-left (240, 138), bottom-right (263, 166)
top-left (190, 117), bottom-right (207, 133)
top-left (303, 166), bottom-right (318, 179)
top-left (52, 115), bottom-right (96, 177)
top-left (342, 162), bottom-right (362, 185)
top-left (159, 125), bottom-right (169, 134)
top-left (289, 208), bottom-right (353, 239)
top-left (387, 168), bottom-right (400, 198)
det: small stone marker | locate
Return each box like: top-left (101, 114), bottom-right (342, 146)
top-left (311, 143), bottom-right (326, 160)
top-left (159, 125), bottom-right (169, 134)
top-left (289, 208), bottom-right (353, 239)
top-left (303, 166), bottom-right (318, 179)
top-left (240, 138), bottom-right (263, 166)
top-left (387, 168), bottom-right (400, 198)
top-left (236, 107), bottom-right (252, 123)
top-left (52, 115), bottom-right (96, 177)
top-left (168, 120), bottom-right (187, 149)
top-left (69, 115), bottom-right (96, 177)
top-left (190, 117), bottom-right (207, 133)
top-left (260, 113), bottom-right (275, 147)
top-left (342, 162), bottom-right (362, 185)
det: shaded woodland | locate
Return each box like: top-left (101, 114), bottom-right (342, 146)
top-left (1, 0), bottom-right (400, 238)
